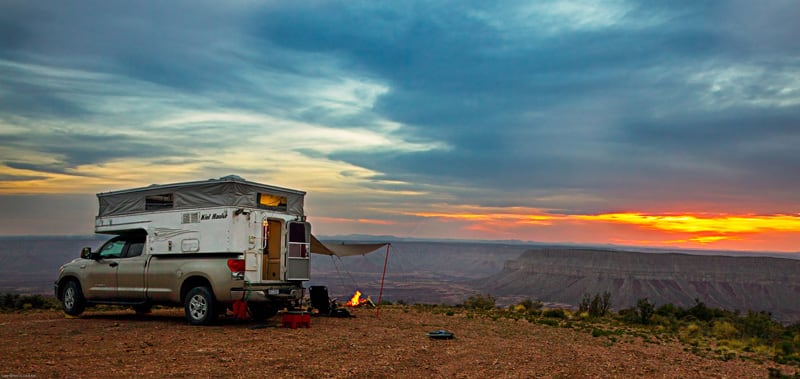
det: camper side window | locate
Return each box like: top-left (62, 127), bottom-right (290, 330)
top-left (257, 193), bottom-right (287, 211)
top-left (145, 193), bottom-right (174, 210)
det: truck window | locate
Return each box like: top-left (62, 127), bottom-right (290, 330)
top-left (123, 231), bottom-right (147, 257)
top-left (99, 239), bottom-right (126, 259)
top-left (126, 241), bottom-right (144, 257)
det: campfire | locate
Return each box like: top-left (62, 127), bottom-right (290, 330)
top-left (344, 290), bottom-right (375, 308)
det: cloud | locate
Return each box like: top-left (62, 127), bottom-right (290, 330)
top-left (0, 0), bottom-right (799, 248)
top-left (243, 1), bottom-right (800, 213)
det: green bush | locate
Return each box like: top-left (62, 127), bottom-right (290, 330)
top-left (542, 308), bottom-right (567, 319)
top-left (463, 294), bottom-right (496, 310)
top-left (740, 310), bottom-right (779, 340)
top-left (0, 293), bottom-right (57, 311)
top-left (712, 321), bottom-right (740, 340)
top-left (578, 291), bottom-right (612, 317)
top-left (537, 318), bottom-right (560, 327)
top-left (635, 298), bottom-right (655, 325)
top-left (656, 303), bottom-right (681, 318)
top-left (518, 298), bottom-right (543, 312)
top-left (591, 328), bottom-right (616, 337)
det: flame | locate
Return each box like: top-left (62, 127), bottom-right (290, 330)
top-left (346, 290), bottom-right (366, 307)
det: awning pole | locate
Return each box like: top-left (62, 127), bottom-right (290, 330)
top-left (375, 243), bottom-right (391, 318)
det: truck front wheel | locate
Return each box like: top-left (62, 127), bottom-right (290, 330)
top-left (61, 280), bottom-right (86, 316)
top-left (185, 286), bottom-right (217, 325)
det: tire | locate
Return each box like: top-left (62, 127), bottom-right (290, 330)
top-left (61, 280), bottom-right (86, 316)
top-left (184, 286), bottom-right (217, 325)
top-left (248, 303), bottom-right (279, 322)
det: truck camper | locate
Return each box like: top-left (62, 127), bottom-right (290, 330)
top-left (55, 175), bottom-right (311, 325)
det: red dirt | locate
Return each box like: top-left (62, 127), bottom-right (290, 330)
top-left (0, 307), bottom-right (794, 378)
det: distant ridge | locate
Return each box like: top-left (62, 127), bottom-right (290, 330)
top-left (322, 234), bottom-right (800, 260)
top-left (478, 247), bottom-right (800, 323)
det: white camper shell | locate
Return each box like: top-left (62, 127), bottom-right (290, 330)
top-left (95, 175), bottom-right (311, 284)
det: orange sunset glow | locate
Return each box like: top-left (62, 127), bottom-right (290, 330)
top-left (406, 209), bottom-right (800, 252)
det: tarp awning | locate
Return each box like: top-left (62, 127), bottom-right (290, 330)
top-left (310, 235), bottom-right (388, 257)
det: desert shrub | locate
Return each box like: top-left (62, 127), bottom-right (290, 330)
top-left (512, 304), bottom-right (527, 313)
top-left (767, 367), bottom-right (800, 378)
top-left (578, 292), bottom-right (611, 317)
top-left (718, 338), bottom-right (745, 350)
top-left (687, 298), bottom-right (714, 322)
top-left (591, 328), bottom-right (616, 338)
top-left (462, 294), bottom-right (496, 310)
top-left (542, 308), bottom-right (567, 319)
top-left (578, 293), bottom-right (591, 313)
top-left (656, 303), bottom-right (682, 319)
top-left (637, 298), bottom-right (655, 324)
top-left (537, 318), bottom-right (560, 327)
top-left (2, 293), bottom-right (19, 309)
top-left (593, 292), bottom-right (612, 316)
top-left (618, 299), bottom-right (655, 325)
top-left (712, 321), bottom-right (740, 340)
top-left (780, 340), bottom-right (796, 355)
top-left (518, 298), bottom-right (543, 312)
top-left (740, 310), bottom-right (779, 340)
top-left (683, 323), bottom-right (702, 338)
top-left (618, 307), bottom-right (638, 324)
top-left (679, 298), bottom-right (739, 322)
top-left (1, 293), bottom-right (57, 311)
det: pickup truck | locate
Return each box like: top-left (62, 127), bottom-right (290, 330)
top-left (54, 176), bottom-right (311, 325)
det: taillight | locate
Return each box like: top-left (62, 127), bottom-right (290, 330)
top-left (227, 259), bottom-right (245, 272)
top-left (227, 259), bottom-right (245, 280)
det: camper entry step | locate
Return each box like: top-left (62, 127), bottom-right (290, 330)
top-left (282, 312), bottom-right (311, 329)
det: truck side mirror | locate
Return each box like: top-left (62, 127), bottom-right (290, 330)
top-left (80, 247), bottom-right (92, 259)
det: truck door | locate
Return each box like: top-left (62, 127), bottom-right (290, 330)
top-left (115, 232), bottom-right (147, 301)
top-left (83, 237), bottom-right (125, 300)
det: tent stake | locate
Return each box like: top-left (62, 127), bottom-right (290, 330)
top-left (375, 243), bottom-right (391, 318)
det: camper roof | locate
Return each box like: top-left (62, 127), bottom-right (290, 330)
top-left (97, 175), bottom-right (305, 217)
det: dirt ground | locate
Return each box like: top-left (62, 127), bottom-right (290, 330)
top-left (0, 307), bottom-right (794, 378)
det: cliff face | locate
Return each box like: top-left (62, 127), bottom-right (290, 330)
top-left (478, 248), bottom-right (800, 323)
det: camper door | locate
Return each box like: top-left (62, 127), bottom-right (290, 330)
top-left (286, 221), bottom-right (310, 281)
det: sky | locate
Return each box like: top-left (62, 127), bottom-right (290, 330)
top-left (1, 1), bottom-right (799, 252)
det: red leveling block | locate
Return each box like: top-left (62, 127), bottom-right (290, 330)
top-left (282, 312), bottom-right (311, 329)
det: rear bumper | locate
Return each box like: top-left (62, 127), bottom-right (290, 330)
top-left (230, 286), bottom-right (302, 302)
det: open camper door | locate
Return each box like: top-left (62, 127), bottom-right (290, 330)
top-left (244, 217), bottom-right (310, 283)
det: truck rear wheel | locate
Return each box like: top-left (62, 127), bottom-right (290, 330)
top-left (61, 280), bottom-right (86, 316)
top-left (185, 286), bottom-right (217, 325)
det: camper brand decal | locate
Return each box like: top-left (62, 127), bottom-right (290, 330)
top-left (200, 211), bottom-right (228, 221)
